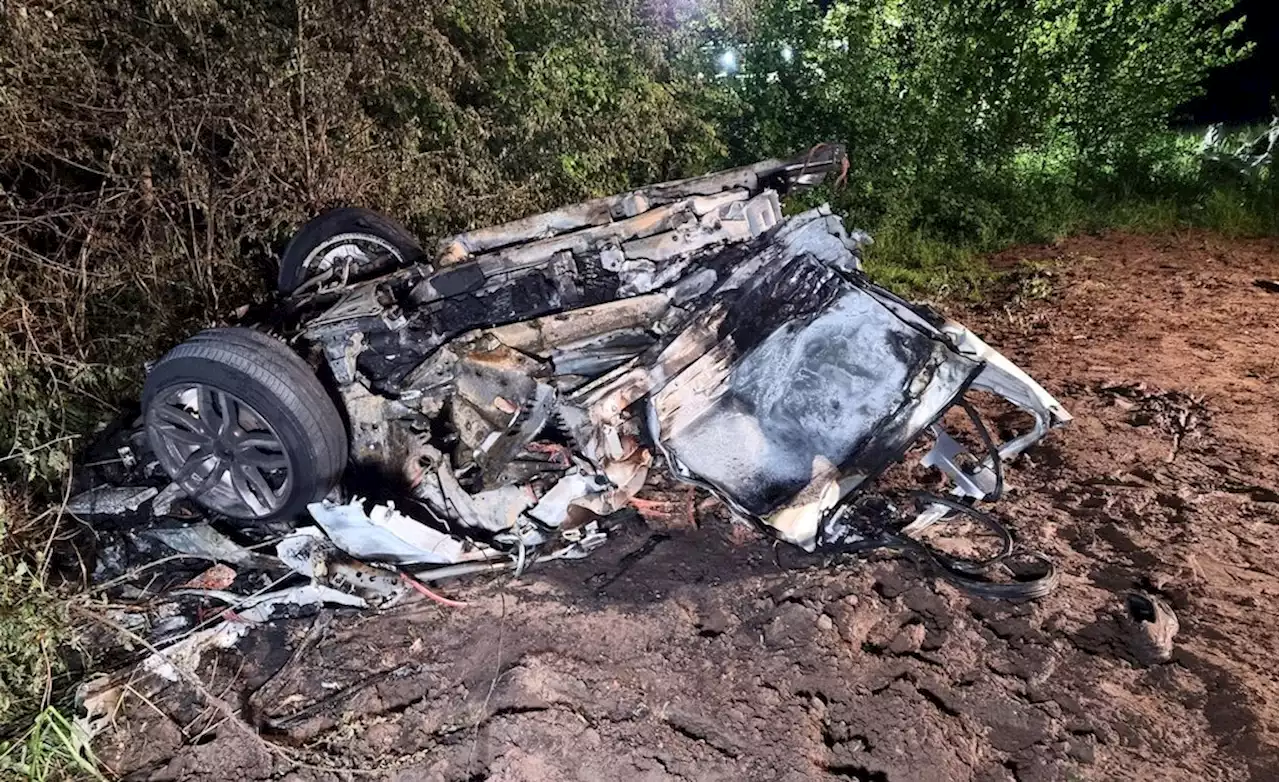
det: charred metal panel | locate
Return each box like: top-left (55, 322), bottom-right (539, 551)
top-left (647, 253), bottom-right (983, 550)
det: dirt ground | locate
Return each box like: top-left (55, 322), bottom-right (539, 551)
top-left (93, 230), bottom-right (1278, 782)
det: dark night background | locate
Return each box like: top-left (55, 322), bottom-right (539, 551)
top-left (1180, 0), bottom-right (1276, 126)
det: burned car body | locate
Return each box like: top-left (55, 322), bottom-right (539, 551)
top-left (82, 145), bottom-right (1069, 603)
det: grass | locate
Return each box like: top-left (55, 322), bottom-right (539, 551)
top-left (853, 121), bottom-right (1278, 294)
top-left (0, 554), bottom-right (67, 719)
top-left (0, 706), bottom-right (106, 782)
top-left (857, 125), bottom-right (1276, 296)
top-left (0, 490), bottom-right (85, 781)
top-left (862, 228), bottom-right (997, 299)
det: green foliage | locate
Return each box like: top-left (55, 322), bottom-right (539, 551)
top-left (0, 516), bottom-right (71, 749)
top-left (690, 0), bottom-right (1266, 247)
top-left (0, 705), bottom-right (105, 782)
top-left (861, 228), bottom-right (996, 299)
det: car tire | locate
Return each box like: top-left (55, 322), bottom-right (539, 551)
top-left (277, 207), bottom-right (425, 296)
top-left (142, 327), bottom-right (348, 522)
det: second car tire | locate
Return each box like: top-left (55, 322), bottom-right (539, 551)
top-left (277, 207), bottom-right (425, 295)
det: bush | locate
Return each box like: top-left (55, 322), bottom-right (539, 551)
top-left (688, 0), bottom-right (1270, 248)
top-left (0, 0), bottom-right (723, 737)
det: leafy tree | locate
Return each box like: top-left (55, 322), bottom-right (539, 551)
top-left (693, 0), bottom-right (1251, 237)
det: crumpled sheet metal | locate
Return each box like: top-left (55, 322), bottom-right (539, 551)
top-left (66, 485), bottom-right (158, 516)
top-left (146, 522), bottom-right (280, 570)
top-left (304, 498), bottom-right (494, 566)
top-left (435, 145), bottom-right (845, 265)
top-left (331, 202), bottom-right (945, 555)
top-left (74, 145), bottom-right (1069, 610)
top-left (646, 255), bottom-right (983, 550)
top-left (275, 530), bottom-right (408, 607)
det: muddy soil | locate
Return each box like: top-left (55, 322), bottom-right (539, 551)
top-left (95, 230), bottom-right (1278, 782)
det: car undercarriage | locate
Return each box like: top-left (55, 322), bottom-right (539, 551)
top-left (73, 145), bottom-right (1070, 621)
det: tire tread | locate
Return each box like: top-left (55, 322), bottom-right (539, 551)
top-left (142, 327), bottom-right (348, 521)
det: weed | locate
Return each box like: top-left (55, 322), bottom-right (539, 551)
top-left (0, 706), bottom-right (106, 782)
top-left (1013, 264), bottom-right (1057, 303)
top-left (861, 228), bottom-right (994, 300)
top-left (0, 494), bottom-right (72, 710)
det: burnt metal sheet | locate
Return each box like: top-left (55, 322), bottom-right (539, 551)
top-left (305, 499), bottom-right (493, 565)
top-left (646, 252), bottom-right (982, 550)
top-left (435, 145), bottom-right (845, 265)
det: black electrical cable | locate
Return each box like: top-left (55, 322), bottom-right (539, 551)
top-left (897, 491), bottom-right (1056, 600)
top-left (892, 533), bottom-right (1059, 601)
top-left (825, 490), bottom-right (1058, 601)
top-left (753, 395), bottom-right (1043, 599)
top-left (904, 491), bottom-right (1012, 573)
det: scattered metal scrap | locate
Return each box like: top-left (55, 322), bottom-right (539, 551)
top-left (70, 145), bottom-right (1071, 652)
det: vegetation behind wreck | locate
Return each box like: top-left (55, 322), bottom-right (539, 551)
top-left (0, 0), bottom-right (1275, 760)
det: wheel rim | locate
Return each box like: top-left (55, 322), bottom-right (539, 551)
top-left (147, 384), bottom-right (293, 518)
top-left (301, 233), bottom-right (405, 279)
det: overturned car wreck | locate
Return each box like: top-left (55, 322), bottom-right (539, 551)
top-left (74, 145), bottom-right (1070, 622)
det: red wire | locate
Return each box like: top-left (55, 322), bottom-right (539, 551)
top-left (399, 572), bottom-right (468, 608)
